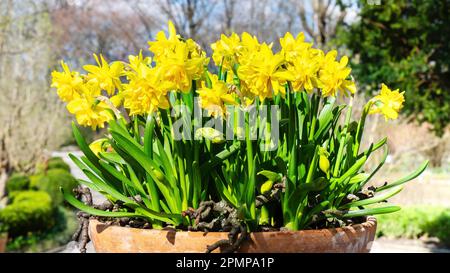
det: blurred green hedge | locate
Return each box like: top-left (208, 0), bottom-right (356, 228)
top-left (423, 210), bottom-right (450, 246)
top-left (48, 157), bottom-right (71, 172)
top-left (35, 157), bottom-right (71, 173)
top-left (376, 206), bottom-right (450, 247)
top-left (32, 168), bottom-right (78, 207)
top-left (6, 173), bottom-right (30, 193)
top-left (0, 191), bottom-right (54, 237)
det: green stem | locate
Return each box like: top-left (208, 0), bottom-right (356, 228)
top-left (353, 101), bottom-right (373, 157)
top-left (287, 86), bottom-right (298, 182)
top-left (144, 114), bottom-right (155, 157)
top-left (333, 98), bottom-right (353, 177)
top-left (192, 141), bottom-right (200, 208)
top-left (245, 111), bottom-right (256, 220)
top-left (133, 117), bottom-right (140, 143)
top-left (176, 141), bottom-right (188, 212)
top-left (308, 94), bottom-right (320, 141)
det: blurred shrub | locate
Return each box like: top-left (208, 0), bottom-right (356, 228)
top-left (6, 207), bottom-right (78, 252)
top-left (0, 219), bottom-right (7, 233)
top-left (0, 191), bottom-right (54, 237)
top-left (36, 157), bottom-right (71, 173)
top-left (376, 206), bottom-right (450, 246)
top-left (423, 210), bottom-right (450, 246)
top-left (47, 157), bottom-right (71, 173)
top-left (34, 169), bottom-right (78, 206)
top-left (6, 173), bottom-right (30, 193)
top-left (336, 0), bottom-right (450, 136)
top-left (29, 174), bottom-right (43, 190)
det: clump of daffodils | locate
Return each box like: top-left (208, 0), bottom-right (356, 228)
top-left (51, 22), bottom-right (423, 233)
top-left (52, 22), bottom-right (404, 129)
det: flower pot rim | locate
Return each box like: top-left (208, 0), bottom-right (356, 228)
top-left (89, 216), bottom-right (376, 234)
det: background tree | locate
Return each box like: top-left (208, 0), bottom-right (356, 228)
top-left (0, 0), bottom-right (70, 198)
top-left (335, 0), bottom-right (450, 136)
top-left (289, 0), bottom-right (352, 48)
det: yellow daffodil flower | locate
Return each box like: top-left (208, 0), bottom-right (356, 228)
top-left (318, 50), bottom-right (356, 97)
top-left (66, 83), bottom-right (113, 130)
top-left (238, 44), bottom-right (293, 101)
top-left (148, 21), bottom-right (208, 93)
top-left (122, 65), bottom-right (173, 115)
top-left (148, 20), bottom-right (180, 63)
top-left (211, 33), bottom-right (241, 70)
top-left (287, 48), bottom-right (324, 93)
top-left (158, 42), bottom-right (207, 92)
top-left (110, 93), bottom-right (124, 108)
top-left (186, 38), bottom-right (208, 60)
top-left (83, 54), bottom-right (124, 96)
top-left (369, 83), bottom-right (405, 120)
top-left (280, 32), bottom-right (313, 62)
top-left (89, 138), bottom-right (111, 156)
top-left (51, 61), bottom-right (83, 102)
top-left (239, 32), bottom-right (263, 58)
top-left (197, 73), bottom-right (237, 118)
top-left (127, 50), bottom-right (152, 72)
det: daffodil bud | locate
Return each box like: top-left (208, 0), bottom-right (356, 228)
top-left (319, 155), bottom-right (330, 174)
top-left (195, 127), bottom-right (225, 143)
top-left (318, 147), bottom-right (330, 174)
top-left (284, 222), bottom-right (295, 231)
top-left (153, 168), bottom-right (166, 182)
top-left (260, 180), bottom-right (274, 194)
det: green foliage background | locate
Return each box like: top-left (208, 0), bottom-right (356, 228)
top-left (376, 206), bottom-right (450, 246)
top-left (336, 0), bottom-right (450, 135)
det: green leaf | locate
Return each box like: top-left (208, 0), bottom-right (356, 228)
top-left (342, 205), bottom-right (401, 218)
top-left (111, 132), bottom-right (168, 188)
top-left (287, 177), bottom-right (327, 213)
top-left (144, 114), bottom-right (155, 157)
top-left (76, 179), bottom-right (101, 192)
top-left (360, 145), bottom-right (388, 187)
top-left (257, 170), bottom-right (282, 182)
top-left (98, 161), bottom-right (142, 197)
top-left (98, 152), bottom-right (126, 165)
top-left (72, 122), bottom-right (100, 169)
top-left (61, 188), bottom-right (138, 218)
top-left (71, 123), bottom-right (122, 188)
top-left (301, 200), bottom-right (330, 228)
top-left (349, 173), bottom-right (370, 184)
top-left (303, 177), bottom-right (328, 192)
top-left (200, 142), bottom-right (241, 173)
top-left (211, 170), bottom-right (238, 207)
top-left (108, 119), bottom-right (135, 144)
top-left (377, 160), bottom-right (429, 192)
top-left (361, 137), bottom-right (387, 158)
top-left (306, 146), bottom-right (319, 184)
top-left (154, 137), bottom-right (177, 188)
top-left (314, 98), bottom-right (340, 140)
top-left (82, 168), bottom-right (134, 204)
top-left (69, 153), bottom-right (90, 172)
top-left (134, 207), bottom-right (180, 226)
top-left (339, 186), bottom-right (403, 209)
top-left (335, 155), bottom-right (367, 184)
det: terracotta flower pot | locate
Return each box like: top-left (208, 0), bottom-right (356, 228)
top-left (89, 216), bottom-right (376, 253)
top-left (0, 233), bottom-right (7, 253)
